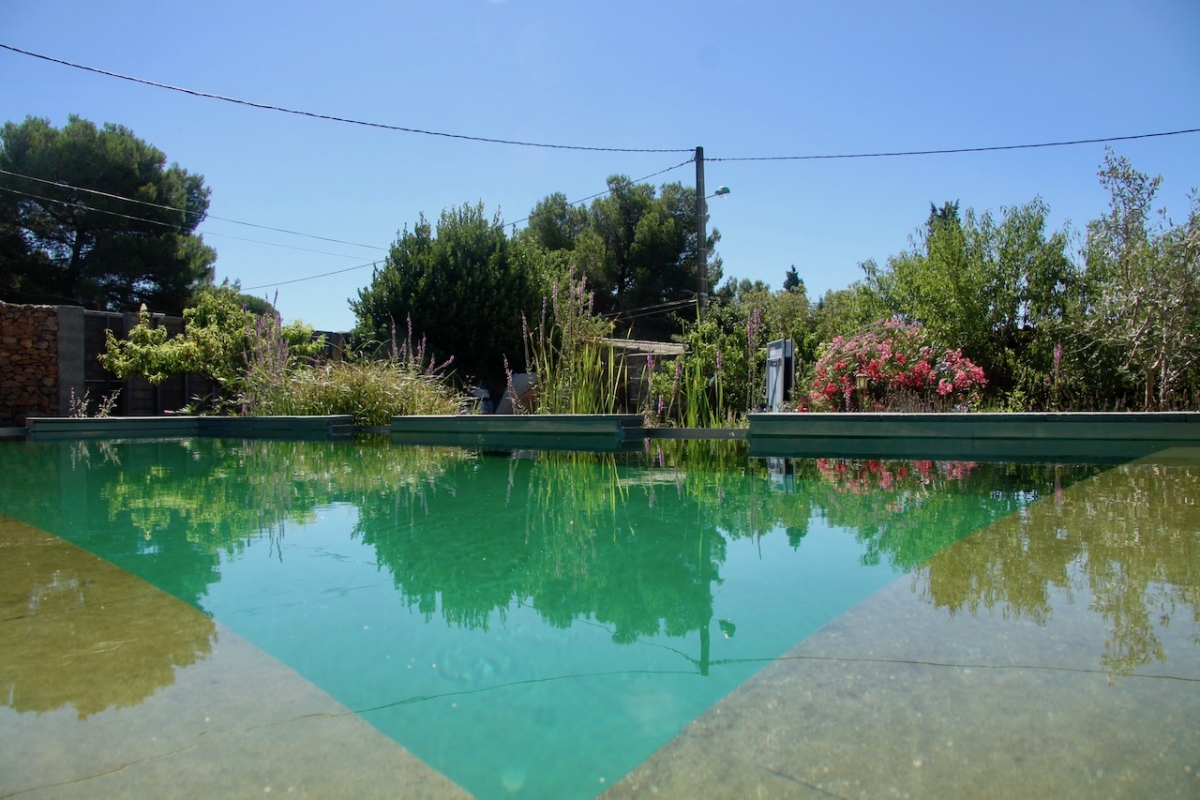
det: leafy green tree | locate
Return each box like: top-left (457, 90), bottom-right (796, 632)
top-left (351, 202), bottom-right (539, 387)
top-left (0, 115), bottom-right (216, 312)
top-left (525, 192), bottom-right (588, 253)
top-left (782, 264), bottom-right (802, 293)
top-left (523, 176), bottom-right (721, 339)
top-left (809, 284), bottom-right (884, 347)
top-left (862, 198), bottom-right (1075, 399)
top-left (1073, 150), bottom-right (1200, 409)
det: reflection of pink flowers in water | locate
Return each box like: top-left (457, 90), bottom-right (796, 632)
top-left (816, 457), bottom-right (976, 493)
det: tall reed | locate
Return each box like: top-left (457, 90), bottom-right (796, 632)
top-left (523, 269), bottom-right (627, 414)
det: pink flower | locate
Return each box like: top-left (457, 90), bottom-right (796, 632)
top-left (937, 378), bottom-right (954, 396)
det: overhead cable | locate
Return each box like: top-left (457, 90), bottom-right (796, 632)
top-left (0, 43), bottom-right (691, 154)
top-left (0, 167), bottom-right (388, 251)
top-left (239, 156), bottom-right (697, 290)
top-left (708, 128), bottom-right (1200, 162)
top-left (242, 261), bottom-right (378, 291)
top-left (4, 44), bottom-right (1195, 162)
top-left (603, 297), bottom-right (695, 320)
top-left (506, 157), bottom-right (695, 230)
top-left (0, 185), bottom-right (371, 259)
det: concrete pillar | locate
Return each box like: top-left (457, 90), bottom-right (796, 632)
top-left (56, 306), bottom-right (85, 417)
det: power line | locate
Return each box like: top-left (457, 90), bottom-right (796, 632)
top-left (0, 167), bottom-right (387, 251)
top-left (507, 157), bottom-right (696, 230)
top-left (603, 297), bottom-right (696, 320)
top-left (2, 156), bottom-right (698, 292)
top-left (709, 127), bottom-right (1200, 162)
top-left (201, 230), bottom-right (371, 260)
top-left (0, 185), bottom-right (195, 230)
top-left (5, 44), bottom-right (1195, 164)
top-left (246, 157), bottom-right (698, 290)
top-left (0, 185), bottom-right (374, 259)
top-left (241, 262), bottom-right (376, 291)
top-left (0, 43), bottom-right (691, 154)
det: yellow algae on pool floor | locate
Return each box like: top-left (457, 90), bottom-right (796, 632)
top-left (0, 516), bottom-right (471, 799)
top-left (605, 450), bottom-right (1200, 799)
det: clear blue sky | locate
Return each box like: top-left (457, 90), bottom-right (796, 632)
top-left (3, 1), bottom-right (1197, 332)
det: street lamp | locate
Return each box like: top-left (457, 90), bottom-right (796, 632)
top-left (695, 146), bottom-right (730, 316)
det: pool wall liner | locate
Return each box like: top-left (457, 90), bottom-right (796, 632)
top-left (26, 414), bottom-right (355, 440)
top-left (18, 411), bottom-right (1200, 460)
top-left (746, 411), bottom-right (1200, 460)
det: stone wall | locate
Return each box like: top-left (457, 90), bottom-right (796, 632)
top-left (0, 302), bottom-right (59, 426)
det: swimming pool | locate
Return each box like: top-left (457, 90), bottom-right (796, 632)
top-left (1, 437), bottom-right (1197, 798)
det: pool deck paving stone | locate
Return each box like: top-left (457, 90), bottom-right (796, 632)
top-left (603, 455), bottom-right (1200, 799)
top-left (0, 516), bottom-right (472, 799)
top-left (603, 575), bottom-right (1200, 799)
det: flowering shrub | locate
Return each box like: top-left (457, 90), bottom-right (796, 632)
top-left (808, 318), bottom-right (987, 411)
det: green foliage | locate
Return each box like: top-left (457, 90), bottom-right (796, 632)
top-left (783, 265), bottom-right (802, 293)
top-left (862, 197), bottom-right (1075, 399)
top-left (649, 301), bottom-right (758, 426)
top-left (807, 284), bottom-right (884, 361)
top-left (522, 176), bottom-right (721, 340)
top-left (522, 269), bottom-right (626, 415)
top-left (100, 286), bottom-right (323, 405)
top-left (103, 283), bottom-right (465, 423)
top-left (241, 316), bottom-right (465, 425)
top-left (351, 202), bottom-right (539, 388)
top-left (0, 114), bottom-right (216, 312)
top-left (241, 359), bottom-right (465, 425)
top-left (1072, 149), bottom-right (1200, 409)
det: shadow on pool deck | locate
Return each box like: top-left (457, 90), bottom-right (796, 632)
top-left (0, 516), bottom-right (471, 799)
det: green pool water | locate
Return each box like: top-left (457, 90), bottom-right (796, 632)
top-left (2, 437), bottom-right (1198, 799)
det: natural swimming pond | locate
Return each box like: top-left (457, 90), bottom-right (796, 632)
top-left (1, 437), bottom-right (1197, 798)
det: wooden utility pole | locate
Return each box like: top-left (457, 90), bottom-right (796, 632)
top-left (695, 146), bottom-right (707, 316)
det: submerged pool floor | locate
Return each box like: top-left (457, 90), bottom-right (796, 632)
top-left (1, 440), bottom-right (1198, 798)
top-left (0, 516), bottom-right (468, 799)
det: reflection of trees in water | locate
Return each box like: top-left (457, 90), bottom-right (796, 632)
top-left (98, 438), bottom-right (470, 556)
top-left (802, 458), bottom-right (1104, 571)
top-left (917, 461), bottom-right (1200, 676)
top-left (355, 450), bottom-right (726, 643)
top-left (41, 436), bottom-right (1191, 675)
top-left (0, 518), bottom-right (214, 719)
